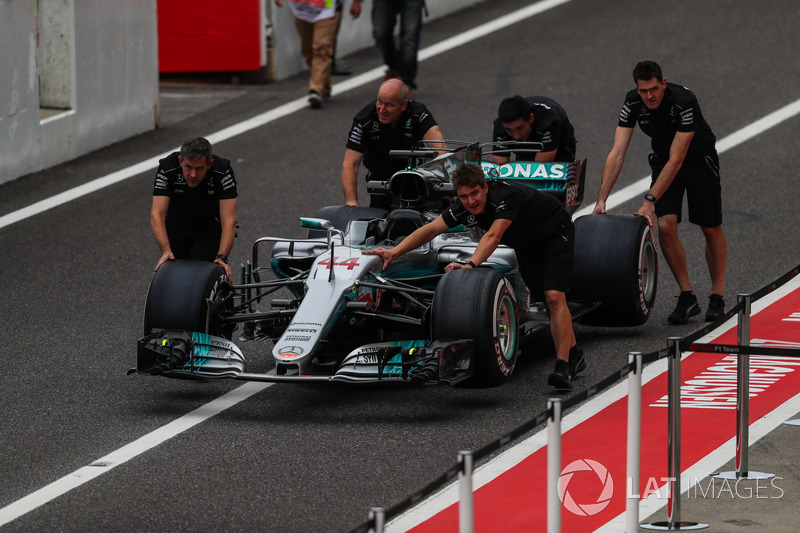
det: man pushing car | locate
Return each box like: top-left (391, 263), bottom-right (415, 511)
top-left (150, 136), bottom-right (238, 283)
top-left (364, 163), bottom-right (586, 389)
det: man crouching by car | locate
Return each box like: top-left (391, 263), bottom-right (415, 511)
top-left (364, 163), bottom-right (586, 389)
top-left (150, 136), bottom-right (238, 283)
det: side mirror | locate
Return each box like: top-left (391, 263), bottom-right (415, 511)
top-left (299, 217), bottom-right (333, 230)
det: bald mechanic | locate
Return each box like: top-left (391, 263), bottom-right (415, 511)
top-left (341, 79), bottom-right (444, 210)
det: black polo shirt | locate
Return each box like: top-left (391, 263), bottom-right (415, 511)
top-left (492, 96), bottom-right (576, 161)
top-left (618, 82), bottom-right (716, 161)
top-left (442, 180), bottom-right (569, 249)
top-left (345, 100), bottom-right (439, 181)
top-left (153, 152), bottom-right (238, 234)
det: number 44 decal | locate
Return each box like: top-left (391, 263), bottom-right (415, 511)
top-left (318, 257), bottom-right (360, 270)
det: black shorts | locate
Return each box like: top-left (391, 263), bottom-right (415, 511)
top-left (649, 152), bottom-right (722, 227)
top-left (514, 221), bottom-right (574, 299)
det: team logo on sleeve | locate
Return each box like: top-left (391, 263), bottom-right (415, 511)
top-left (154, 171), bottom-right (169, 190)
top-left (619, 103), bottom-right (631, 122)
top-left (221, 172), bottom-right (235, 191)
top-left (349, 124), bottom-right (365, 145)
top-left (680, 107), bottom-right (695, 126)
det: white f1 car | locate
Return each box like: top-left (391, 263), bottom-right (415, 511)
top-left (134, 142), bottom-right (657, 386)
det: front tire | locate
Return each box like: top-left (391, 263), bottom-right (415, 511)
top-left (143, 260), bottom-right (230, 336)
top-left (432, 268), bottom-right (519, 386)
top-left (570, 214), bottom-right (658, 326)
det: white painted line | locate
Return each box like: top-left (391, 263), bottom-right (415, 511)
top-left (417, 0), bottom-right (573, 61)
top-left (40, 109), bottom-right (77, 125)
top-left (0, 156), bottom-right (172, 229)
top-left (0, 3), bottom-right (580, 525)
top-left (387, 357), bottom-right (670, 531)
top-left (1, 0), bottom-right (799, 523)
top-left (3, 0), bottom-right (799, 231)
top-left (597, 391), bottom-right (800, 532)
top-left (387, 274), bottom-right (800, 531)
top-left (0, 381), bottom-right (271, 527)
top-left (573, 97), bottom-right (800, 218)
top-left (0, 0), bottom-right (564, 232)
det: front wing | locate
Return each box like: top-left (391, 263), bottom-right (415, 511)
top-left (134, 330), bottom-right (473, 385)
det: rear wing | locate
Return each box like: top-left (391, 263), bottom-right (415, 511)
top-left (380, 140), bottom-right (587, 215)
top-left (480, 159), bottom-right (587, 214)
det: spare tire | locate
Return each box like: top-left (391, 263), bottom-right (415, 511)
top-left (143, 260), bottom-right (230, 336)
top-left (570, 214), bottom-right (658, 326)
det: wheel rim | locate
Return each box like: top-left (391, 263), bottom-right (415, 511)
top-left (640, 232), bottom-right (657, 303)
top-left (496, 293), bottom-right (517, 361)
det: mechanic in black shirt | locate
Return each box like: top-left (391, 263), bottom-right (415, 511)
top-left (364, 163), bottom-right (586, 389)
top-left (341, 78), bottom-right (444, 210)
top-left (491, 95), bottom-right (577, 163)
top-left (151, 136), bottom-right (238, 282)
top-left (591, 61), bottom-right (728, 324)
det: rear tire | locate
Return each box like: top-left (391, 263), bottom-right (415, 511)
top-left (143, 260), bottom-right (230, 336)
top-left (432, 268), bottom-right (519, 386)
top-left (570, 214), bottom-right (658, 326)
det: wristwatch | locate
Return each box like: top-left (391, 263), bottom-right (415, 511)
top-left (215, 254), bottom-right (228, 264)
top-left (644, 193), bottom-right (657, 203)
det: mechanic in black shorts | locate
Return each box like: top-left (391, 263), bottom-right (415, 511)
top-left (491, 95), bottom-right (577, 163)
top-left (341, 78), bottom-right (444, 210)
top-left (364, 163), bottom-right (586, 389)
top-left (151, 136), bottom-right (238, 282)
top-left (592, 60), bottom-right (728, 324)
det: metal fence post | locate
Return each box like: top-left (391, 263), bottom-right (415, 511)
top-left (712, 294), bottom-right (774, 481)
top-left (642, 338), bottom-right (707, 530)
top-left (458, 450), bottom-right (474, 533)
top-left (368, 507), bottom-right (385, 533)
top-left (547, 398), bottom-right (562, 533)
top-left (626, 352), bottom-right (642, 532)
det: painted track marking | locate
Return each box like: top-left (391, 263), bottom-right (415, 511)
top-left (3, 0), bottom-right (800, 528)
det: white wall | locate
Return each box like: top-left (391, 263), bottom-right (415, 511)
top-left (0, 0), bottom-right (483, 185)
top-left (0, 1), bottom-right (42, 182)
top-left (0, 0), bottom-right (158, 186)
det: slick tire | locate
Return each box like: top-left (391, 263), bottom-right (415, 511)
top-left (432, 268), bottom-right (519, 386)
top-left (570, 214), bottom-right (658, 326)
top-left (143, 260), bottom-right (230, 336)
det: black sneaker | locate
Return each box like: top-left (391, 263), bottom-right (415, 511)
top-left (331, 62), bottom-right (351, 76)
top-left (308, 91), bottom-right (323, 109)
top-left (569, 345), bottom-right (586, 379)
top-left (668, 291), bottom-right (701, 324)
top-left (705, 294), bottom-right (726, 322)
top-left (547, 359), bottom-right (572, 389)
